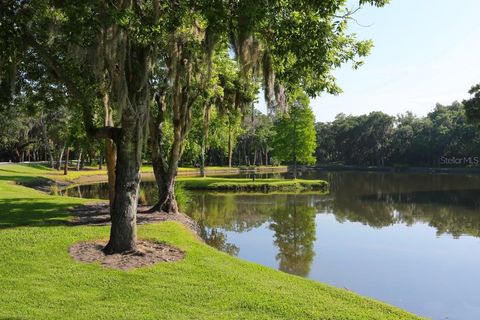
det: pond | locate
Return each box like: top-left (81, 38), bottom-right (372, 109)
top-left (62, 170), bottom-right (480, 320)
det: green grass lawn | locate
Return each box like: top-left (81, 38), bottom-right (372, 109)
top-left (177, 177), bottom-right (329, 193)
top-left (42, 164), bottom-right (288, 183)
top-left (0, 164), bottom-right (421, 319)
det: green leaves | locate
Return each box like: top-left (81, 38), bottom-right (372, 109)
top-left (272, 91), bottom-right (317, 165)
top-left (464, 84), bottom-right (480, 124)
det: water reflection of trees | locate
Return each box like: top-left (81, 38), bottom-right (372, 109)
top-left (188, 193), bottom-right (318, 275)
top-left (269, 197), bottom-right (316, 277)
top-left (199, 226), bottom-right (240, 256)
top-left (69, 173), bottom-right (480, 260)
top-left (313, 172), bottom-right (480, 238)
top-left (187, 193), bottom-right (275, 232)
top-left (187, 193), bottom-right (277, 256)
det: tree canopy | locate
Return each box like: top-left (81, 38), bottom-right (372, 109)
top-left (1, 0), bottom-right (389, 253)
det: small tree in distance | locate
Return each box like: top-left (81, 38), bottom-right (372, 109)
top-left (272, 92), bottom-right (317, 178)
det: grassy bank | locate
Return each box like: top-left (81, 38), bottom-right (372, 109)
top-left (0, 164), bottom-right (420, 319)
top-left (34, 164), bottom-right (288, 183)
top-left (178, 177), bottom-right (329, 193)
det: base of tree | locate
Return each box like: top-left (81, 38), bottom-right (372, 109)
top-left (69, 240), bottom-right (184, 270)
top-left (147, 201), bottom-right (178, 215)
top-left (69, 204), bottom-right (200, 233)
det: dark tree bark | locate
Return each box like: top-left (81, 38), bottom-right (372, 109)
top-left (150, 39), bottom-right (198, 214)
top-left (150, 90), bottom-right (178, 214)
top-left (98, 152), bottom-right (103, 170)
top-left (103, 43), bottom-right (152, 254)
top-left (103, 121), bottom-right (142, 254)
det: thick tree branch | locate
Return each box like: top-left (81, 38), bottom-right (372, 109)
top-left (23, 32), bottom-right (120, 140)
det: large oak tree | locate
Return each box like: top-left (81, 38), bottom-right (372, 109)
top-left (1, 0), bottom-right (388, 254)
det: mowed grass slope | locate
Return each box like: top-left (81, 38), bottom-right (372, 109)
top-left (0, 164), bottom-right (421, 319)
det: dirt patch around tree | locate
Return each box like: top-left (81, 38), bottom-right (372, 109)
top-left (68, 204), bottom-right (201, 237)
top-left (69, 240), bottom-right (185, 270)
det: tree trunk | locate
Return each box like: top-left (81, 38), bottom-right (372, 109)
top-left (293, 115), bottom-right (297, 179)
top-left (200, 134), bottom-right (207, 177)
top-left (149, 90), bottom-right (179, 214)
top-left (200, 105), bottom-right (211, 178)
top-left (103, 90), bottom-right (117, 211)
top-left (105, 139), bottom-right (116, 208)
top-left (56, 143), bottom-right (65, 170)
top-left (63, 147), bottom-right (69, 175)
top-left (155, 169), bottom-right (179, 213)
top-left (98, 153), bottom-right (103, 170)
top-left (150, 121), bottom-right (182, 214)
top-left (103, 125), bottom-right (141, 254)
top-left (76, 150), bottom-right (82, 171)
top-left (293, 156), bottom-right (297, 179)
top-left (228, 120), bottom-right (233, 168)
top-left (150, 39), bottom-right (197, 214)
top-left (80, 154), bottom-right (85, 170)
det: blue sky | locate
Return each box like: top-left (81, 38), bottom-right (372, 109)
top-left (258, 0), bottom-right (480, 122)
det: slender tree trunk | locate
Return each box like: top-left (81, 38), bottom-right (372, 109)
top-left (150, 148), bottom-right (181, 214)
top-left (293, 115), bottom-right (297, 179)
top-left (98, 153), bottom-right (103, 170)
top-left (80, 154), bottom-right (85, 170)
top-left (200, 105), bottom-right (210, 178)
top-left (243, 139), bottom-right (248, 165)
top-left (76, 150), bottom-right (82, 171)
top-left (150, 39), bottom-right (198, 214)
top-left (150, 122), bottom-right (183, 214)
top-left (63, 147), bottom-right (69, 175)
top-left (200, 134), bottom-right (207, 177)
top-left (228, 120), bottom-right (233, 168)
top-left (56, 143), bottom-right (65, 170)
top-left (149, 90), bottom-right (180, 214)
top-left (293, 156), bottom-right (297, 179)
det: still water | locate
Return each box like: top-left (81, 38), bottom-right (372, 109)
top-left (63, 171), bottom-right (480, 320)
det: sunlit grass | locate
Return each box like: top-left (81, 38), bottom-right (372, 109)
top-left (177, 177), bottom-right (328, 193)
top-left (0, 164), bottom-right (421, 319)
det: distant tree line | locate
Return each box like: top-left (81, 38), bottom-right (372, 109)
top-left (0, 94), bottom-right (316, 171)
top-left (315, 102), bottom-right (480, 167)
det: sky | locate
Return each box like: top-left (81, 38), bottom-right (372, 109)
top-left (257, 0), bottom-right (480, 122)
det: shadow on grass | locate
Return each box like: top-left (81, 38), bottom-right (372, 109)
top-left (0, 198), bottom-right (78, 229)
top-left (0, 173), bottom-right (53, 186)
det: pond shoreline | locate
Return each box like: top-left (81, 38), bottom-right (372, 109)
top-left (309, 164), bottom-right (480, 174)
top-left (17, 165), bottom-right (288, 193)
